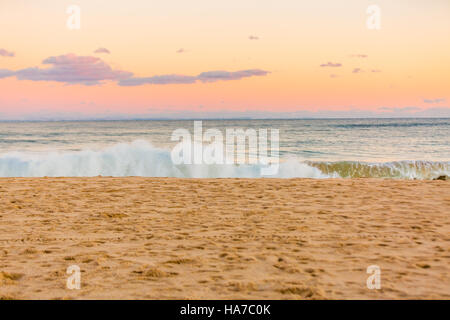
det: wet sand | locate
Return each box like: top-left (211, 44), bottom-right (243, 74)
top-left (0, 177), bottom-right (449, 299)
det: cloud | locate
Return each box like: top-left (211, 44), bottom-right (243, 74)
top-left (378, 106), bottom-right (421, 112)
top-left (176, 48), bottom-right (186, 53)
top-left (94, 47), bottom-right (110, 54)
top-left (248, 35), bottom-right (259, 40)
top-left (371, 69), bottom-right (381, 73)
top-left (0, 69), bottom-right (14, 78)
top-left (350, 54), bottom-right (368, 58)
top-left (197, 69), bottom-right (269, 82)
top-left (417, 107), bottom-right (450, 117)
top-left (119, 69), bottom-right (269, 86)
top-left (0, 53), bottom-right (268, 86)
top-left (423, 98), bottom-right (445, 104)
top-left (15, 54), bottom-right (132, 85)
top-left (352, 68), bottom-right (363, 73)
top-left (320, 62), bottom-right (342, 67)
top-left (0, 49), bottom-right (15, 57)
top-left (119, 74), bottom-right (197, 86)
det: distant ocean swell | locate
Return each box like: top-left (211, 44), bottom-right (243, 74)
top-left (0, 140), bottom-right (448, 179)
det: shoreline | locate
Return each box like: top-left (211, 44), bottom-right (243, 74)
top-left (0, 177), bottom-right (449, 299)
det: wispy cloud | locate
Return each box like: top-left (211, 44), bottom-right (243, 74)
top-left (320, 62), bottom-right (342, 67)
top-left (0, 49), bottom-right (15, 57)
top-left (378, 106), bottom-right (421, 112)
top-left (15, 54), bottom-right (132, 85)
top-left (94, 47), bottom-right (111, 54)
top-left (176, 48), bottom-right (186, 53)
top-left (119, 69), bottom-right (270, 86)
top-left (423, 98), bottom-right (446, 104)
top-left (352, 68), bottom-right (363, 73)
top-left (119, 74), bottom-right (197, 86)
top-left (0, 53), bottom-right (269, 86)
top-left (197, 69), bottom-right (269, 83)
top-left (350, 54), bottom-right (368, 58)
top-left (0, 69), bottom-right (14, 78)
top-left (248, 35), bottom-right (259, 40)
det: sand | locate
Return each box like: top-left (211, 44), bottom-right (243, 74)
top-left (0, 177), bottom-right (448, 300)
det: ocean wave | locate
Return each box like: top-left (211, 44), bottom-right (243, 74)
top-left (0, 140), bottom-right (325, 178)
top-left (0, 140), bottom-right (447, 179)
top-left (308, 160), bottom-right (450, 180)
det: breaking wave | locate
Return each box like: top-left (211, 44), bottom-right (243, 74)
top-left (308, 160), bottom-right (449, 180)
top-left (0, 140), bottom-right (448, 179)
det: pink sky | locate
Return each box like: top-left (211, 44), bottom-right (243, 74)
top-left (0, 0), bottom-right (449, 119)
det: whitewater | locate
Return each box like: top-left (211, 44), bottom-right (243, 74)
top-left (0, 140), bottom-right (448, 179)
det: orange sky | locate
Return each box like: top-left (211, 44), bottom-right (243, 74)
top-left (0, 0), bottom-right (449, 119)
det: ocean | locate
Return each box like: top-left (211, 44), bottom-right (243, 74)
top-left (0, 118), bottom-right (448, 179)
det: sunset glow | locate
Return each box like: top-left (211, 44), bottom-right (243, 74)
top-left (1, 0), bottom-right (449, 119)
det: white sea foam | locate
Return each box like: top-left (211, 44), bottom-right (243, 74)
top-left (0, 140), bottom-right (326, 178)
top-left (0, 140), bottom-right (447, 179)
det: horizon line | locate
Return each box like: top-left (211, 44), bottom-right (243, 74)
top-left (0, 116), bottom-right (449, 122)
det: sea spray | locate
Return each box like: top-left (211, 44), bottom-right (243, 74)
top-left (0, 140), bottom-right (448, 179)
top-left (0, 140), bottom-right (323, 178)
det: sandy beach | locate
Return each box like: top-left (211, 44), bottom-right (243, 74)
top-left (0, 177), bottom-right (448, 300)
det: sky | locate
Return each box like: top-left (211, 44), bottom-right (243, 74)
top-left (0, 0), bottom-right (449, 119)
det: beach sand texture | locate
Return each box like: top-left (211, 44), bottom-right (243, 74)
top-left (0, 177), bottom-right (449, 299)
